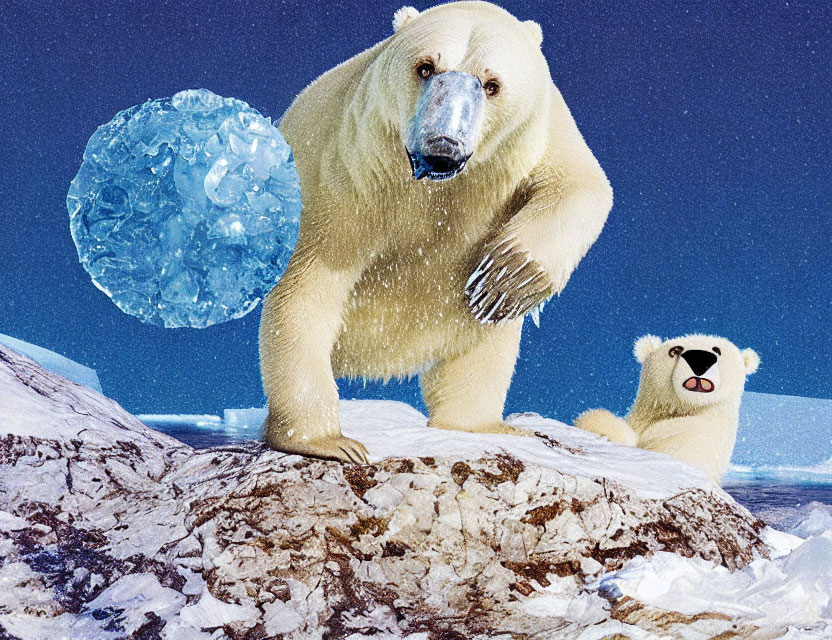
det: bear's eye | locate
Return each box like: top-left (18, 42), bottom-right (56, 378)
top-left (416, 63), bottom-right (435, 80)
top-left (712, 346), bottom-right (721, 355)
top-left (668, 346), bottom-right (683, 357)
top-left (483, 80), bottom-right (500, 97)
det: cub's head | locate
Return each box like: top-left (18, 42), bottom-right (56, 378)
top-left (382, 2), bottom-right (550, 181)
top-left (634, 334), bottom-right (759, 409)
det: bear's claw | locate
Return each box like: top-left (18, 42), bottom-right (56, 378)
top-left (466, 241), bottom-right (554, 324)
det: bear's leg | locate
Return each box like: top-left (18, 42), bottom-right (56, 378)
top-left (573, 409), bottom-right (638, 447)
top-left (421, 322), bottom-right (530, 436)
top-left (259, 254), bottom-right (369, 464)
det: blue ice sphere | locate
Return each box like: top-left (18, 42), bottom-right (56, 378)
top-left (67, 88), bottom-right (301, 328)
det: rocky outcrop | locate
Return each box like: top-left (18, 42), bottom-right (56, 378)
top-left (0, 343), bottom-right (770, 639)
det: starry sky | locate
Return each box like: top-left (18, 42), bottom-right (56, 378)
top-left (1, 0), bottom-right (829, 420)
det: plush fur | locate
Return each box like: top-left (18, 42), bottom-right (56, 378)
top-left (259, 1), bottom-right (613, 462)
top-left (574, 334), bottom-right (760, 483)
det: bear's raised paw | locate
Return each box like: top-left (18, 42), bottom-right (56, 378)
top-left (465, 239), bottom-right (554, 324)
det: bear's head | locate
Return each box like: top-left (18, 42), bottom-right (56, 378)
top-left (382, 2), bottom-right (550, 181)
top-left (633, 334), bottom-right (759, 410)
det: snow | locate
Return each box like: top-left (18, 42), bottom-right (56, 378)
top-left (519, 576), bottom-right (608, 624)
top-left (157, 390), bottom-right (832, 487)
top-left (0, 332), bottom-right (102, 392)
top-left (0, 511), bottom-right (29, 531)
top-left (199, 392), bottom-right (832, 482)
top-left (597, 530), bottom-right (832, 636)
top-left (783, 504), bottom-right (832, 539)
top-left (83, 573), bottom-right (186, 633)
top-left (149, 399), bottom-right (708, 498)
top-left (333, 400), bottom-right (712, 499)
top-left (593, 500), bottom-right (832, 638)
top-left (179, 585), bottom-right (259, 628)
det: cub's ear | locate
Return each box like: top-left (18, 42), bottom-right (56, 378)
top-left (633, 335), bottom-right (663, 364)
top-left (742, 349), bottom-right (760, 375)
top-left (523, 20), bottom-right (543, 46)
top-left (393, 6), bottom-right (420, 32)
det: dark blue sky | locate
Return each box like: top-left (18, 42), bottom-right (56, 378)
top-left (1, 0), bottom-right (829, 420)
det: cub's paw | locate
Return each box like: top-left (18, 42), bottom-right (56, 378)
top-left (574, 409), bottom-right (638, 447)
top-left (465, 239), bottom-right (554, 324)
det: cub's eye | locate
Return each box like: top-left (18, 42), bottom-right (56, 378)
top-left (668, 346), bottom-right (684, 357)
top-left (713, 346), bottom-right (721, 355)
top-left (483, 80), bottom-right (500, 97)
top-left (417, 63), bottom-right (435, 79)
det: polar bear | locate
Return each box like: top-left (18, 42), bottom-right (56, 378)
top-left (574, 335), bottom-right (760, 483)
top-left (259, 2), bottom-right (613, 462)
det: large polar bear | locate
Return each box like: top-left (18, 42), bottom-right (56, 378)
top-left (260, 2), bottom-right (613, 462)
top-left (574, 335), bottom-right (760, 483)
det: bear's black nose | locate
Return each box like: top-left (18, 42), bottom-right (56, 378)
top-left (408, 139), bottom-right (469, 180)
top-left (680, 349), bottom-right (718, 376)
top-left (422, 153), bottom-right (463, 175)
top-left (414, 135), bottom-right (468, 178)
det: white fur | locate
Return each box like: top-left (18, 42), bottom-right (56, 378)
top-left (633, 334), bottom-right (662, 363)
top-left (393, 6), bottom-right (420, 33)
top-left (575, 334), bottom-right (760, 484)
top-left (743, 348), bottom-right (760, 374)
top-left (523, 20), bottom-right (543, 46)
top-left (260, 1), bottom-right (613, 462)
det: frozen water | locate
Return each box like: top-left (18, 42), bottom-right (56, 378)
top-left (138, 414), bottom-right (222, 428)
top-left (67, 88), bottom-right (301, 328)
top-left (728, 391), bottom-right (832, 471)
top-left (222, 407), bottom-right (267, 429)
top-left (0, 332), bottom-right (102, 392)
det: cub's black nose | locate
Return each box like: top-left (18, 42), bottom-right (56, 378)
top-left (680, 349), bottom-right (718, 376)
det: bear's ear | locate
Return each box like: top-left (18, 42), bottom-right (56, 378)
top-left (633, 335), bottom-right (662, 364)
top-left (393, 6), bottom-right (420, 33)
top-left (742, 349), bottom-right (760, 375)
top-left (523, 20), bottom-right (543, 47)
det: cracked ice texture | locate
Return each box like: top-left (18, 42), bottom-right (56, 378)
top-left (67, 88), bottom-right (301, 328)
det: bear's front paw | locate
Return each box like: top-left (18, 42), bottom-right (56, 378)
top-left (465, 239), bottom-right (554, 324)
top-left (267, 434), bottom-right (370, 464)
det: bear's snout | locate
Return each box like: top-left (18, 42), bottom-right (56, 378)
top-left (407, 71), bottom-right (484, 181)
top-left (680, 349), bottom-right (717, 376)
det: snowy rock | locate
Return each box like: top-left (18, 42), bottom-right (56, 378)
top-left (0, 342), bottom-right (803, 639)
